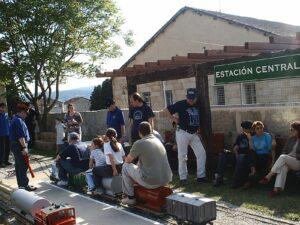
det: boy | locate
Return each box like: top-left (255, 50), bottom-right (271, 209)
top-left (213, 120), bottom-right (253, 188)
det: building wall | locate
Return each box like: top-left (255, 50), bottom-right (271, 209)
top-left (64, 98), bottom-right (91, 112)
top-left (113, 10), bottom-right (269, 109)
top-left (46, 106), bottom-right (300, 145)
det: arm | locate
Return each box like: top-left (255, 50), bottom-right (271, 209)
top-left (89, 158), bottom-right (94, 169)
top-left (121, 125), bottom-right (125, 137)
top-left (148, 117), bottom-right (154, 129)
top-left (108, 154), bottom-right (118, 176)
top-left (18, 137), bottom-right (28, 155)
top-left (125, 154), bottom-right (135, 164)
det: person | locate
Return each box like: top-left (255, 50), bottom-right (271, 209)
top-left (213, 120), bottom-right (253, 188)
top-left (129, 92), bottom-right (155, 143)
top-left (105, 99), bottom-right (125, 141)
top-left (85, 137), bottom-right (106, 194)
top-left (92, 128), bottom-right (125, 193)
top-left (25, 104), bottom-right (39, 149)
top-left (153, 130), bottom-right (164, 144)
top-left (244, 121), bottom-right (273, 187)
top-left (9, 103), bottom-right (36, 191)
top-left (121, 122), bottom-right (172, 205)
top-left (160, 88), bottom-right (206, 184)
top-left (64, 104), bottom-right (83, 140)
top-left (55, 118), bottom-right (66, 154)
top-left (56, 132), bottom-right (89, 186)
top-left (0, 103), bottom-right (11, 167)
top-left (259, 121), bottom-right (300, 197)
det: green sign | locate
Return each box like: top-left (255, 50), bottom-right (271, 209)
top-left (214, 54), bottom-right (300, 84)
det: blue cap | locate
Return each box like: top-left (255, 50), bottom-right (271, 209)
top-left (186, 88), bottom-right (197, 100)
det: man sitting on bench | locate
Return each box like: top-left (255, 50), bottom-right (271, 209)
top-left (121, 122), bottom-right (172, 205)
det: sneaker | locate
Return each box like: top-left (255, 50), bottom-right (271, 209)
top-left (269, 190), bottom-right (280, 197)
top-left (213, 177), bottom-right (223, 187)
top-left (25, 185), bottom-right (37, 192)
top-left (121, 197), bottom-right (136, 206)
top-left (94, 188), bottom-right (104, 195)
top-left (57, 180), bottom-right (68, 186)
top-left (196, 177), bottom-right (208, 183)
top-left (179, 179), bottom-right (187, 186)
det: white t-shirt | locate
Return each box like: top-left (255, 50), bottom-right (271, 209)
top-left (104, 142), bottom-right (125, 165)
top-left (55, 123), bottom-right (65, 145)
top-left (90, 148), bottom-right (106, 167)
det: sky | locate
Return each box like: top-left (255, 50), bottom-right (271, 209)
top-left (60, 0), bottom-right (300, 90)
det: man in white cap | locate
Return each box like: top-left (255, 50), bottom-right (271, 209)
top-left (160, 88), bottom-right (206, 185)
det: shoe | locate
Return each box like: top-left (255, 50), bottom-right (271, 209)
top-left (25, 185), bottom-right (37, 192)
top-left (197, 177), bottom-right (208, 183)
top-left (121, 197), bottom-right (136, 206)
top-left (179, 179), bottom-right (187, 186)
top-left (94, 188), bottom-right (104, 195)
top-left (259, 177), bottom-right (270, 185)
top-left (243, 181), bottom-right (252, 190)
top-left (5, 162), bottom-right (12, 166)
top-left (57, 180), bottom-right (68, 186)
top-left (213, 177), bottom-right (223, 187)
top-left (269, 190), bottom-right (280, 197)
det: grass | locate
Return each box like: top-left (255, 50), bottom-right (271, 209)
top-left (169, 171), bottom-right (300, 222)
top-left (30, 148), bottom-right (299, 222)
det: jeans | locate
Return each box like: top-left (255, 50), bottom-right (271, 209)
top-left (0, 136), bottom-right (10, 164)
top-left (85, 169), bottom-right (95, 191)
top-left (11, 142), bottom-right (29, 188)
top-left (216, 151), bottom-right (251, 186)
top-left (57, 159), bottom-right (85, 181)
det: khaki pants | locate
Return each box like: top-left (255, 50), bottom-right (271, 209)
top-left (122, 163), bottom-right (161, 196)
top-left (271, 154), bottom-right (300, 190)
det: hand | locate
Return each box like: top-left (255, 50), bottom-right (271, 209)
top-left (244, 132), bottom-right (252, 140)
top-left (55, 155), bottom-right (61, 161)
top-left (112, 168), bottom-right (118, 176)
top-left (22, 149), bottom-right (28, 156)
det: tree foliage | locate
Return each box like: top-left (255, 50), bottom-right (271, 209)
top-left (0, 0), bottom-right (132, 130)
top-left (90, 78), bottom-right (112, 110)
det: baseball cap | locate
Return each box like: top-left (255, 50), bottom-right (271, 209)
top-left (186, 88), bottom-right (197, 100)
top-left (16, 103), bottom-right (29, 112)
top-left (105, 99), bottom-right (115, 108)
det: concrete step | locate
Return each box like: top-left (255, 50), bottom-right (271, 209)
top-left (35, 140), bottom-right (56, 152)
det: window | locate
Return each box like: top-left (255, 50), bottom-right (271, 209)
top-left (215, 86), bottom-right (225, 105)
top-left (142, 92), bottom-right (151, 107)
top-left (165, 90), bottom-right (173, 106)
top-left (243, 83), bottom-right (256, 104)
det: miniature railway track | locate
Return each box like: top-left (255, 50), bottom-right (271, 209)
top-left (0, 181), bottom-right (298, 225)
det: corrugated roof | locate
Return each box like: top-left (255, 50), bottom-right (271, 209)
top-left (121, 6), bottom-right (300, 69)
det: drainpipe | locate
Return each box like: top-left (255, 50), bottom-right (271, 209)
top-left (162, 81), bottom-right (167, 108)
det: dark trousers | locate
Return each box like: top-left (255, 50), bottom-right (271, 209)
top-left (93, 165), bottom-right (122, 187)
top-left (11, 142), bottom-right (29, 188)
top-left (216, 151), bottom-right (251, 185)
top-left (0, 136), bottom-right (10, 164)
top-left (247, 152), bottom-right (270, 183)
top-left (57, 159), bottom-right (87, 181)
top-left (27, 125), bottom-right (35, 148)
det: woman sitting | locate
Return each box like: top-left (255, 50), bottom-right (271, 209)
top-left (244, 121), bottom-right (273, 187)
top-left (259, 121), bottom-right (300, 197)
top-left (92, 128), bottom-right (125, 194)
top-left (85, 137), bottom-right (106, 194)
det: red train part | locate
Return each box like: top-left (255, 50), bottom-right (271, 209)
top-left (134, 185), bottom-right (173, 212)
top-left (35, 205), bottom-right (76, 225)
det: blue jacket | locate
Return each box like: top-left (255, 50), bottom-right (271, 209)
top-left (0, 112), bottom-right (9, 136)
top-left (9, 115), bottom-right (30, 142)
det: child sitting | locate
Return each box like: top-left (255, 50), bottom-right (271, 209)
top-left (55, 118), bottom-right (66, 154)
top-left (85, 137), bottom-right (106, 194)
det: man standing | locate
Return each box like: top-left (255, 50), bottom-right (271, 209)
top-left (25, 104), bottom-right (38, 149)
top-left (106, 99), bottom-right (125, 141)
top-left (161, 88), bottom-right (206, 184)
top-left (0, 103), bottom-right (11, 167)
top-left (9, 103), bottom-right (36, 191)
top-left (121, 122), bottom-right (172, 205)
top-left (129, 92), bottom-right (155, 143)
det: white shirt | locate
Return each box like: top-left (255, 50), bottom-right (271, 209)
top-left (104, 142), bottom-right (125, 165)
top-left (90, 148), bottom-right (106, 167)
top-left (55, 123), bottom-right (65, 144)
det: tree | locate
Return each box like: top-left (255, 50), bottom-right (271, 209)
top-left (90, 78), bottom-right (112, 110)
top-left (0, 0), bottom-right (132, 130)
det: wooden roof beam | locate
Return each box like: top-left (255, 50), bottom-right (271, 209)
top-left (205, 49), bottom-right (258, 57)
top-left (269, 36), bottom-right (300, 45)
top-left (245, 42), bottom-right (300, 50)
top-left (223, 45), bottom-right (273, 53)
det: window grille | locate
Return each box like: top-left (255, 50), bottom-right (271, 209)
top-left (215, 86), bottom-right (225, 105)
top-left (165, 90), bottom-right (173, 106)
top-left (243, 83), bottom-right (256, 104)
top-left (142, 92), bottom-right (152, 107)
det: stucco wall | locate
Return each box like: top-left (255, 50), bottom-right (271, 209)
top-left (64, 98), bottom-right (91, 112)
top-left (112, 10), bottom-right (270, 109)
top-left (47, 106), bottom-right (300, 146)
